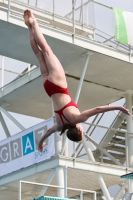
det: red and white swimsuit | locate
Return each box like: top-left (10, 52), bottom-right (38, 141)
top-left (44, 79), bottom-right (78, 125)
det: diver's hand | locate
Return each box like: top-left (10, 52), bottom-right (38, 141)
top-left (120, 106), bottom-right (130, 115)
top-left (38, 139), bottom-right (45, 152)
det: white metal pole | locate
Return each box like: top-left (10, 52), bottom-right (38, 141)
top-left (0, 106), bottom-right (25, 130)
top-left (7, 0), bottom-right (11, 22)
top-left (55, 133), bottom-right (62, 155)
top-left (38, 169), bottom-right (56, 197)
top-left (1, 56), bottom-right (4, 89)
top-left (97, 175), bottom-right (111, 200)
top-left (35, 0), bottom-right (38, 7)
top-left (72, 53), bottom-right (90, 159)
top-left (81, 0), bottom-right (83, 24)
top-left (122, 193), bottom-right (126, 200)
top-left (125, 92), bottom-right (133, 197)
top-left (82, 134), bottom-right (111, 199)
top-left (94, 192), bottom-right (96, 200)
top-left (114, 181), bottom-right (128, 200)
top-left (125, 92), bottom-right (133, 166)
top-left (74, 53), bottom-right (89, 103)
top-left (73, 53), bottom-right (89, 156)
top-left (79, 0), bottom-right (83, 23)
top-left (0, 112), bottom-right (10, 137)
top-left (122, 189), bottom-right (126, 200)
top-left (18, 180), bottom-right (21, 200)
top-left (61, 131), bottom-right (68, 156)
top-left (86, 1), bottom-right (89, 26)
top-left (53, 0), bottom-right (55, 19)
top-left (72, 0), bottom-right (75, 43)
top-left (64, 136), bottom-right (68, 157)
top-left (28, 63), bottom-right (31, 76)
top-left (28, 63), bottom-right (30, 72)
top-left (56, 166), bottom-right (64, 197)
top-left (79, 4), bottom-right (82, 22)
top-left (73, 139), bottom-right (76, 160)
top-left (82, 135), bottom-right (95, 161)
top-left (80, 191), bottom-right (83, 200)
top-left (125, 132), bottom-right (128, 168)
top-left (64, 166), bottom-right (67, 198)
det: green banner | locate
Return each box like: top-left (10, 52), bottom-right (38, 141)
top-left (113, 8), bottom-right (128, 44)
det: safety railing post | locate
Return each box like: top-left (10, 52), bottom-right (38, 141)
top-left (53, 0), bottom-right (55, 19)
top-left (72, 0), bottom-right (75, 43)
top-left (18, 180), bottom-right (21, 200)
top-left (81, 0), bottom-right (83, 24)
top-left (79, 0), bottom-right (83, 24)
top-left (86, 0), bottom-right (89, 25)
top-left (80, 190), bottom-right (83, 200)
top-left (7, 0), bottom-right (11, 22)
top-left (94, 192), bottom-right (96, 200)
top-left (35, 0), bottom-right (38, 7)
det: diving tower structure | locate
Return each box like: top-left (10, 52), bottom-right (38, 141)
top-left (0, 0), bottom-right (133, 199)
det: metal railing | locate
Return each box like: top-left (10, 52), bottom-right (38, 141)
top-left (5, 0), bottom-right (132, 50)
top-left (19, 180), bottom-right (97, 200)
top-left (0, 54), bottom-right (35, 88)
top-left (0, 0), bottom-right (131, 89)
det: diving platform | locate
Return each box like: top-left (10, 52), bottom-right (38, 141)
top-left (0, 155), bottom-right (130, 200)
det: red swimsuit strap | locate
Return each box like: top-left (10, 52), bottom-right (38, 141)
top-left (56, 110), bottom-right (75, 125)
top-left (55, 99), bottom-right (78, 125)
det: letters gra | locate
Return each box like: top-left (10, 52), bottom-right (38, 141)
top-left (0, 118), bottom-right (55, 177)
top-left (0, 125), bottom-right (48, 163)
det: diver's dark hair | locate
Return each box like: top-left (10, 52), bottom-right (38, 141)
top-left (60, 125), bottom-right (82, 142)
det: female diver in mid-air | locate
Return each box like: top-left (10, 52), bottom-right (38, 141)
top-left (23, 9), bottom-right (130, 152)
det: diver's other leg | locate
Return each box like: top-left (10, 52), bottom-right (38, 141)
top-left (24, 9), bottom-right (49, 52)
top-left (24, 9), bottom-right (67, 87)
top-left (28, 26), bottom-right (48, 82)
top-left (24, 10), bottom-right (48, 82)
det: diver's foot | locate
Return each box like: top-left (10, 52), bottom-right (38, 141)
top-left (23, 9), bottom-right (36, 27)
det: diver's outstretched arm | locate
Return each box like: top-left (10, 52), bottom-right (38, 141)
top-left (77, 105), bottom-right (130, 123)
top-left (38, 124), bottom-right (61, 152)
